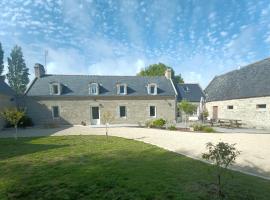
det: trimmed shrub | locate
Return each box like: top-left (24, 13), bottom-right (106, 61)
top-left (202, 126), bottom-right (215, 133)
top-left (151, 118), bottom-right (166, 128)
top-left (192, 123), bottom-right (215, 133)
top-left (168, 125), bottom-right (177, 130)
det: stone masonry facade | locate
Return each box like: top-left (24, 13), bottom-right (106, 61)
top-left (206, 96), bottom-right (270, 129)
top-left (21, 96), bottom-right (176, 126)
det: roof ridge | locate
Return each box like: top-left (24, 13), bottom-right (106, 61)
top-left (44, 74), bottom-right (165, 78)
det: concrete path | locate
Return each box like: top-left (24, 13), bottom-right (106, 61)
top-left (1, 126), bottom-right (270, 180)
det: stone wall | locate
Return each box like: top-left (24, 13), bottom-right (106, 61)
top-left (0, 94), bottom-right (14, 129)
top-left (206, 96), bottom-right (270, 129)
top-left (21, 96), bottom-right (176, 126)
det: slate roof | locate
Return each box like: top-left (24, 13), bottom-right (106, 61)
top-left (175, 83), bottom-right (205, 102)
top-left (205, 58), bottom-right (270, 102)
top-left (26, 74), bottom-right (176, 97)
top-left (0, 78), bottom-right (15, 96)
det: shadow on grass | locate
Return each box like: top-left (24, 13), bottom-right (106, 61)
top-left (0, 137), bottom-right (68, 160)
top-left (0, 135), bottom-right (269, 200)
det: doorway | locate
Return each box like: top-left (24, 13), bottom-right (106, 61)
top-left (91, 106), bottom-right (100, 125)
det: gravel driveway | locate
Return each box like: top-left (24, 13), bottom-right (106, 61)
top-left (1, 126), bottom-right (269, 180)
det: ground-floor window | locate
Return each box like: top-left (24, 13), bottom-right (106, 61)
top-left (149, 106), bottom-right (156, 117)
top-left (52, 106), bottom-right (60, 119)
top-left (256, 104), bottom-right (266, 109)
top-left (119, 106), bottom-right (126, 118)
top-left (227, 105), bottom-right (234, 110)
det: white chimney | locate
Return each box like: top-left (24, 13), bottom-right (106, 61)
top-left (165, 68), bottom-right (172, 79)
top-left (34, 63), bottom-right (45, 78)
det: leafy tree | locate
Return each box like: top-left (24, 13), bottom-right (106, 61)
top-left (0, 42), bottom-right (4, 76)
top-left (138, 63), bottom-right (184, 83)
top-left (1, 107), bottom-right (25, 140)
top-left (178, 100), bottom-right (197, 127)
top-left (102, 111), bottom-right (114, 140)
top-left (6, 45), bottom-right (29, 94)
top-left (202, 142), bottom-right (241, 199)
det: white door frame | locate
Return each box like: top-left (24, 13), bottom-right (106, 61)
top-left (90, 106), bottom-right (100, 125)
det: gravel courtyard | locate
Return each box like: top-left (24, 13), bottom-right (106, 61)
top-left (1, 126), bottom-right (269, 180)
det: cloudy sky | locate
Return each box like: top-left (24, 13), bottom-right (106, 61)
top-left (0, 0), bottom-right (270, 88)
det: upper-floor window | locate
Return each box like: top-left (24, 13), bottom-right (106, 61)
top-left (183, 86), bottom-right (189, 92)
top-left (89, 83), bottom-right (99, 95)
top-left (148, 83), bottom-right (157, 95)
top-left (50, 83), bottom-right (61, 95)
top-left (256, 104), bottom-right (266, 109)
top-left (117, 84), bottom-right (127, 95)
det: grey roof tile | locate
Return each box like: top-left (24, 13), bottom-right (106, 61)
top-left (0, 79), bottom-right (15, 96)
top-left (26, 75), bottom-right (176, 97)
top-left (205, 58), bottom-right (270, 101)
top-left (176, 83), bottom-right (205, 102)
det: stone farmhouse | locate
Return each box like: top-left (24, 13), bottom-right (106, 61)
top-left (205, 58), bottom-right (270, 129)
top-left (19, 64), bottom-right (178, 126)
top-left (0, 76), bottom-right (15, 129)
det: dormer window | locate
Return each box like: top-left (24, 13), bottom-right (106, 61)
top-left (148, 83), bottom-right (157, 95)
top-left (89, 83), bottom-right (99, 95)
top-left (117, 84), bottom-right (127, 95)
top-left (183, 86), bottom-right (189, 92)
top-left (50, 83), bottom-right (61, 95)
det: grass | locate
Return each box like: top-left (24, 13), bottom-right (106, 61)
top-left (0, 136), bottom-right (269, 200)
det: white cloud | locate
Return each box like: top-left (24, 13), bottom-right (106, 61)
top-left (220, 31), bottom-right (228, 37)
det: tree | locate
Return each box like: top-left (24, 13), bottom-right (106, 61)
top-left (202, 142), bottom-right (241, 199)
top-left (102, 111), bottom-right (114, 140)
top-left (0, 42), bottom-right (4, 76)
top-left (178, 100), bottom-right (197, 127)
top-left (6, 45), bottom-right (29, 94)
top-left (137, 63), bottom-right (184, 83)
top-left (1, 108), bottom-right (25, 140)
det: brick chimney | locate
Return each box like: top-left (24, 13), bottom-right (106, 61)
top-left (165, 68), bottom-right (172, 79)
top-left (34, 63), bottom-right (45, 78)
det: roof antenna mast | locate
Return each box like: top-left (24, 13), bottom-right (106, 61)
top-left (44, 49), bottom-right (48, 72)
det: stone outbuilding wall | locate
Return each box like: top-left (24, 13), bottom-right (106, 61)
top-left (206, 96), bottom-right (270, 129)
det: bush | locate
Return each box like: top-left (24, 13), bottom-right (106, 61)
top-left (202, 126), bottom-right (215, 133)
top-left (151, 118), bottom-right (166, 128)
top-left (145, 118), bottom-right (166, 128)
top-left (192, 123), bottom-right (215, 133)
top-left (168, 125), bottom-right (177, 130)
top-left (5, 115), bottom-right (33, 128)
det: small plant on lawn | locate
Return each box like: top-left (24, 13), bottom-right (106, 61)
top-left (102, 111), bottom-right (114, 140)
top-left (1, 107), bottom-right (25, 139)
top-left (202, 142), bottom-right (241, 199)
top-left (178, 100), bottom-right (197, 127)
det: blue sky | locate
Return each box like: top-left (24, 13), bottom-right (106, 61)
top-left (1, 0), bottom-right (270, 88)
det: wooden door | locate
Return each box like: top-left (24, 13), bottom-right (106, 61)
top-left (213, 106), bottom-right (218, 120)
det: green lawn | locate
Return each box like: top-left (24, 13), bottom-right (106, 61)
top-left (0, 136), bottom-right (269, 200)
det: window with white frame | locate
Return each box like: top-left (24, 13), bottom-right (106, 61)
top-left (149, 106), bottom-right (156, 117)
top-left (148, 83), bottom-right (157, 95)
top-left (117, 84), bottom-right (127, 95)
top-left (89, 83), bottom-right (99, 95)
top-left (119, 106), bottom-right (126, 118)
top-left (52, 106), bottom-right (60, 119)
top-left (50, 83), bottom-right (61, 95)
